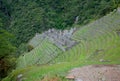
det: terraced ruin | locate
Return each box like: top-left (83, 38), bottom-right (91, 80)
top-left (16, 9), bottom-right (120, 69)
top-left (29, 28), bottom-right (77, 51)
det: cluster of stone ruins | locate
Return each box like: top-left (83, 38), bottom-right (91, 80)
top-left (29, 28), bottom-right (77, 51)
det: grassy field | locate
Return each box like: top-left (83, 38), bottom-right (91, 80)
top-left (3, 10), bottom-right (120, 81)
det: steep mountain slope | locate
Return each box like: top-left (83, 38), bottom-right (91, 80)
top-left (52, 9), bottom-right (120, 63)
top-left (17, 8), bottom-right (120, 68)
top-left (3, 9), bottom-right (120, 81)
top-left (1, 0), bottom-right (119, 46)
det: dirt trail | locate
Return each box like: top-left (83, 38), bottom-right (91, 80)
top-left (66, 65), bottom-right (120, 81)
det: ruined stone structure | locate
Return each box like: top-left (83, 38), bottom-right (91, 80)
top-left (29, 28), bottom-right (77, 51)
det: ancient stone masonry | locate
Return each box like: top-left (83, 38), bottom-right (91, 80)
top-left (29, 28), bottom-right (77, 51)
top-left (28, 33), bottom-right (46, 48)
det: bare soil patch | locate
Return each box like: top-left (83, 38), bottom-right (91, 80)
top-left (66, 65), bottom-right (120, 81)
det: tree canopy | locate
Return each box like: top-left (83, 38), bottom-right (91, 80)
top-left (0, 0), bottom-right (119, 46)
top-left (0, 29), bottom-right (15, 59)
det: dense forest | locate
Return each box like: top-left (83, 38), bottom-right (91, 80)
top-left (1, 0), bottom-right (120, 46)
top-left (0, 0), bottom-right (120, 79)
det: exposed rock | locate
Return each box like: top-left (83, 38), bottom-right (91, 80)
top-left (17, 74), bottom-right (23, 81)
top-left (99, 59), bottom-right (104, 62)
top-left (66, 75), bottom-right (75, 80)
top-left (74, 16), bottom-right (79, 24)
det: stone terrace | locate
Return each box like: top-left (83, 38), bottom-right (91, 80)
top-left (29, 28), bottom-right (77, 51)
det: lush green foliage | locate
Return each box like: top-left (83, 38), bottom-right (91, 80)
top-left (0, 28), bottom-right (15, 59)
top-left (0, 30), bottom-right (16, 79)
top-left (1, 0), bottom-right (120, 46)
top-left (0, 17), bottom-right (16, 79)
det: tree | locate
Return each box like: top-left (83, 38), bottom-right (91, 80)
top-left (0, 30), bottom-right (16, 59)
top-left (0, 20), bottom-right (16, 79)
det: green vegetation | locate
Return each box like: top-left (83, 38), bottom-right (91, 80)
top-left (0, 3), bottom-right (16, 79)
top-left (1, 0), bottom-right (120, 46)
top-left (0, 0), bottom-right (120, 80)
top-left (16, 9), bottom-right (120, 69)
top-left (17, 39), bottom-right (62, 68)
top-left (3, 10), bottom-right (120, 81)
top-left (53, 10), bottom-right (120, 63)
top-left (0, 30), bottom-right (15, 59)
top-left (0, 23), bottom-right (16, 79)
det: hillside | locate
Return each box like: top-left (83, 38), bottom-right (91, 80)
top-left (1, 0), bottom-right (119, 47)
top-left (3, 8), bottom-right (120, 81)
top-left (1, 1), bottom-right (120, 80)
